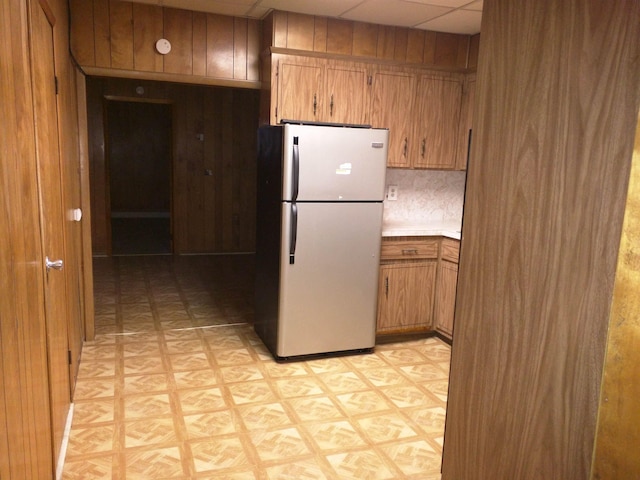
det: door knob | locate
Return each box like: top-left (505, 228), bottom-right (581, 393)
top-left (45, 256), bottom-right (63, 271)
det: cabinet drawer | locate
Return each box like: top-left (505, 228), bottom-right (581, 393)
top-left (441, 238), bottom-right (460, 263)
top-left (380, 239), bottom-right (439, 260)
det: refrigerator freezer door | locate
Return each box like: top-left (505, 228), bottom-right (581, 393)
top-left (282, 124), bottom-right (388, 202)
top-left (277, 202), bottom-right (383, 357)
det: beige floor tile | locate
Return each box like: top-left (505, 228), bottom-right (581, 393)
top-left (249, 427), bottom-right (311, 461)
top-left (325, 449), bottom-right (398, 479)
top-left (190, 436), bottom-right (252, 473)
top-left (64, 255), bottom-right (451, 480)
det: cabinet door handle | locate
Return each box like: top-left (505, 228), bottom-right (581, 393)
top-left (403, 137), bottom-right (408, 157)
top-left (313, 93), bottom-right (317, 115)
top-left (330, 94), bottom-right (334, 116)
top-left (421, 138), bottom-right (426, 157)
top-left (402, 249), bottom-right (419, 255)
top-left (385, 276), bottom-right (389, 298)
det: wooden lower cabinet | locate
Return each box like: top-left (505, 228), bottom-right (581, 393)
top-left (377, 262), bottom-right (437, 333)
top-left (376, 236), bottom-right (460, 339)
top-left (434, 260), bottom-right (458, 339)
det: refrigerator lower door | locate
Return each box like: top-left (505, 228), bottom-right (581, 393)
top-left (277, 201), bottom-right (383, 357)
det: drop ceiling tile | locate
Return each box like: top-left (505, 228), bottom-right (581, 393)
top-left (160, 0), bottom-right (256, 17)
top-left (260, 0), bottom-right (363, 17)
top-left (409, 0), bottom-right (473, 7)
top-left (341, 0), bottom-right (452, 28)
top-left (416, 8), bottom-right (481, 34)
top-left (463, 0), bottom-right (484, 11)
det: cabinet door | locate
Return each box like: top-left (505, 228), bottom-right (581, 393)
top-left (377, 262), bottom-right (436, 333)
top-left (277, 60), bottom-right (323, 123)
top-left (456, 75), bottom-right (476, 170)
top-left (325, 64), bottom-right (369, 125)
top-left (370, 70), bottom-right (415, 168)
top-left (413, 75), bottom-right (463, 169)
top-left (435, 261), bottom-right (459, 339)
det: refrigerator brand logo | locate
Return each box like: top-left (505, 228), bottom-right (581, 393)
top-left (371, 142), bottom-right (384, 148)
top-left (336, 163), bottom-right (352, 175)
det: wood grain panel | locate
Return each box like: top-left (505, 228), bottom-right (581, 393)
top-left (0, 0), bottom-right (54, 477)
top-left (422, 31), bottom-right (437, 65)
top-left (313, 16), bottom-right (327, 52)
top-left (272, 10), bottom-right (287, 48)
top-left (467, 33), bottom-right (480, 68)
top-left (163, 8), bottom-right (192, 74)
top-left (433, 32), bottom-right (459, 68)
top-left (393, 28), bottom-right (408, 62)
top-left (69, 0), bottom-right (94, 65)
top-left (109, 0), bottom-right (133, 69)
top-left (406, 29), bottom-right (425, 64)
top-left (326, 18), bottom-right (352, 56)
top-left (233, 17), bottom-right (248, 79)
top-left (206, 14), bottom-right (234, 79)
top-left (434, 260), bottom-right (458, 338)
top-left (190, 13), bottom-right (207, 77)
top-left (247, 19), bottom-right (260, 81)
top-left (442, 1), bottom-right (640, 479)
top-left (352, 21), bottom-right (378, 57)
top-left (132, 3), bottom-right (163, 72)
top-left (285, 12), bottom-right (314, 51)
top-left (376, 25), bottom-right (395, 60)
top-left (93, 0), bottom-right (111, 67)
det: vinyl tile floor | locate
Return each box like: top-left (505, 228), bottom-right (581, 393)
top-left (62, 255), bottom-right (449, 479)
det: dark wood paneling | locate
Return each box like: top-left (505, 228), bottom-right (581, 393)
top-left (206, 14), bottom-right (234, 79)
top-left (109, 0), bottom-right (133, 69)
top-left (133, 3), bottom-right (163, 72)
top-left (70, 1), bottom-right (261, 84)
top-left (442, 1), bottom-right (640, 479)
top-left (163, 8), bottom-right (192, 75)
top-left (87, 77), bottom-right (259, 254)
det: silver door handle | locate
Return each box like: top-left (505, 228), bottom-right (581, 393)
top-left (45, 256), bottom-right (63, 271)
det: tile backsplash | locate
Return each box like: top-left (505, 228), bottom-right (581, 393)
top-left (383, 169), bottom-right (466, 224)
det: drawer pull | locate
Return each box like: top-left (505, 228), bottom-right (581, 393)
top-left (402, 249), bottom-right (419, 255)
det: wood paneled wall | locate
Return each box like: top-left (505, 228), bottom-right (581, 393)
top-left (69, 0), bottom-right (261, 87)
top-left (265, 11), bottom-right (470, 69)
top-left (0, 1), bottom-right (53, 477)
top-left (442, 1), bottom-right (640, 479)
top-left (1, 0), bottom-right (88, 476)
top-left (87, 77), bottom-right (259, 255)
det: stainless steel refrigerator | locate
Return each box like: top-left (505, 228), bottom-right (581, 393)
top-left (255, 122), bottom-right (388, 360)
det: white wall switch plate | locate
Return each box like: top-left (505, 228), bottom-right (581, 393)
top-left (387, 185), bottom-right (398, 201)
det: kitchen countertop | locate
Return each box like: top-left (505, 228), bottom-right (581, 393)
top-left (382, 220), bottom-right (462, 240)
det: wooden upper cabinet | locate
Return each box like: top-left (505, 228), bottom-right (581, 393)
top-left (277, 59), bottom-right (324, 123)
top-left (412, 75), bottom-right (463, 169)
top-left (273, 55), bottom-right (370, 125)
top-left (370, 69), bottom-right (416, 168)
top-left (325, 63), bottom-right (369, 125)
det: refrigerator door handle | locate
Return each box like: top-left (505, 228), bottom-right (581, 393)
top-left (292, 136), bottom-right (299, 201)
top-left (289, 202), bottom-right (298, 264)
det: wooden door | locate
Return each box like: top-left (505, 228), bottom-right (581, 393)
top-left (277, 59), bottom-right (323, 123)
top-left (325, 64), bottom-right (369, 125)
top-left (377, 262), bottom-right (436, 333)
top-left (370, 70), bottom-right (415, 168)
top-left (412, 75), bottom-right (463, 169)
top-left (29, 0), bottom-right (71, 468)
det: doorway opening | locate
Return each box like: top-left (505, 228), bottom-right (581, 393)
top-left (106, 99), bottom-right (172, 255)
